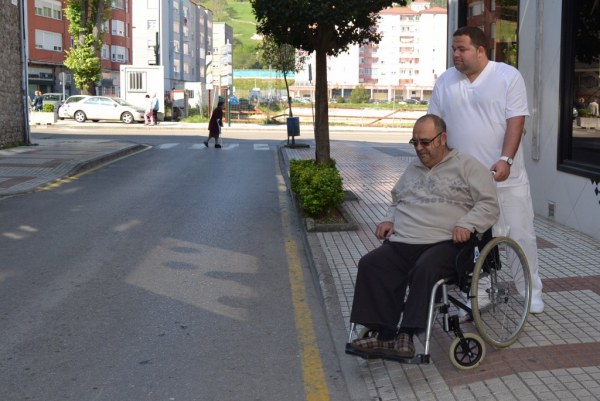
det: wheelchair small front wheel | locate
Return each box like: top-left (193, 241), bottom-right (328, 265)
top-left (449, 333), bottom-right (486, 370)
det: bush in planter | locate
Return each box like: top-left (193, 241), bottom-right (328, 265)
top-left (42, 104), bottom-right (55, 112)
top-left (290, 159), bottom-right (344, 218)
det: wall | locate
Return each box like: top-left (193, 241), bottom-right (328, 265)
top-left (0, 0), bottom-right (26, 147)
top-left (519, 0), bottom-right (600, 240)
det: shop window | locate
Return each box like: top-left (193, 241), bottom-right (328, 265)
top-left (559, 0), bottom-right (600, 178)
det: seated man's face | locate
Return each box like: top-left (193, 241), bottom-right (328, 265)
top-left (411, 119), bottom-right (447, 168)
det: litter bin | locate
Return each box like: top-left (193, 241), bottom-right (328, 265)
top-left (287, 116), bottom-right (300, 137)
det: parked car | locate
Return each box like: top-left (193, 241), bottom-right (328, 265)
top-left (404, 98), bottom-right (419, 104)
top-left (71, 96), bottom-right (145, 124)
top-left (42, 92), bottom-right (66, 108)
top-left (58, 95), bottom-right (90, 120)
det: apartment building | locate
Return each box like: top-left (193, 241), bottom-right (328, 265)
top-left (292, 1), bottom-right (447, 102)
top-left (27, 0), bottom-right (133, 98)
top-left (131, 0), bottom-right (212, 93)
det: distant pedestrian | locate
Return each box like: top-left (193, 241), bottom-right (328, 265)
top-left (589, 98), bottom-right (599, 117)
top-left (32, 91), bottom-right (43, 111)
top-left (151, 93), bottom-right (160, 124)
top-left (144, 94), bottom-right (155, 125)
top-left (204, 101), bottom-right (224, 148)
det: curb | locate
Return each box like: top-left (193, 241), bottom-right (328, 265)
top-left (277, 144), bottom-right (372, 401)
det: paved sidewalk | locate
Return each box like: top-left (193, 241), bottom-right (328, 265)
top-left (0, 138), bottom-right (145, 198)
top-left (283, 141), bottom-right (600, 401)
top-left (3, 134), bottom-right (600, 400)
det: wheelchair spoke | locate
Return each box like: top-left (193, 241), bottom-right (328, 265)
top-left (472, 237), bottom-right (531, 348)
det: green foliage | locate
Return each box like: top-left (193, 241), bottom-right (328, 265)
top-left (289, 159), bottom-right (344, 218)
top-left (42, 104), bottom-right (55, 112)
top-left (578, 108), bottom-right (590, 117)
top-left (349, 85), bottom-right (370, 104)
top-left (250, 0), bottom-right (406, 165)
top-left (63, 0), bottom-right (109, 94)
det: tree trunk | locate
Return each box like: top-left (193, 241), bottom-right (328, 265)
top-left (314, 49), bottom-right (330, 164)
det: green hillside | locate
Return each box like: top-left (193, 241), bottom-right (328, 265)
top-left (203, 0), bottom-right (261, 69)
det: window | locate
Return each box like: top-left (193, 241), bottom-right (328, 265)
top-left (35, 30), bottom-right (62, 51)
top-left (460, 0), bottom-right (519, 66)
top-left (111, 45), bottom-right (128, 63)
top-left (559, 0), bottom-right (600, 178)
top-left (128, 71), bottom-right (147, 92)
top-left (101, 44), bottom-right (109, 60)
top-left (112, 0), bottom-right (126, 9)
top-left (34, 0), bottom-right (62, 20)
top-left (111, 20), bottom-right (126, 36)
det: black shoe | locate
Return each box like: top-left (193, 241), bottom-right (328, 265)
top-left (215, 144), bottom-right (222, 148)
top-left (203, 141), bottom-right (208, 147)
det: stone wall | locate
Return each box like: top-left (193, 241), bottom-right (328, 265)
top-left (0, 1), bottom-right (26, 148)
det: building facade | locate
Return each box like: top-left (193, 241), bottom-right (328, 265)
top-left (131, 0), bottom-right (211, 94)
top-left (27, 0), bottom-right (133, 98)
top-left (292, 1), bottom-right (447, 102)
top-left (0, 0), bottom-right (27, 147)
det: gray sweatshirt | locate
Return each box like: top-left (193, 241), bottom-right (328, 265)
top-left (384, 149), bottom-right (499, 244)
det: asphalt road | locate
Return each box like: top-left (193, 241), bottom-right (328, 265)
top-left (0, 132), bottom-right (351, 400)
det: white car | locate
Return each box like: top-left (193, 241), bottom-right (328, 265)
top-left (58, 95), bottom-right (91, 119)
top-left (71, 96), bottom-right (145, 124)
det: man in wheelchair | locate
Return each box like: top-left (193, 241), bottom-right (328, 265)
top-left (348, 114), bottom-right (500, 361)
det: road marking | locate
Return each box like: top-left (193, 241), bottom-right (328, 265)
top-left (36, 146), bottom-right (151, 192)
top-left (157, 143), bottom-right (179, 149)
top-left (276, 165), bottom-right (330, 401)
top-left (254, 144), bottom-right (270, 150)
top-left (191, 144), bottom-right (206, 149)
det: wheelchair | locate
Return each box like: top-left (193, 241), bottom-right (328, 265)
top-left (345, 231), bottom-right (532, 369)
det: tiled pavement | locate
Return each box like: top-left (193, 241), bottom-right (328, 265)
top-left (3, 135), bottom-right (600, 400)
top-left (283, 141), bottom-right (600, 401)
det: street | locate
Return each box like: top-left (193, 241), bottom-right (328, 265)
top-left (0, 128), bottom-right (356, 401)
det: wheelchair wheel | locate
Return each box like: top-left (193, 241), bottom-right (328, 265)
top-left (449, 333), bottom-right (486, 370)
top-left (357, 326), bottom-right (377, 339)
top-left (471, 236), bottom-right (531, 348)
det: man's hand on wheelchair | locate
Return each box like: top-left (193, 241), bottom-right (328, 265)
top-left (453, 226), bottom-right (472, 243)
top-left (375, 221), bottom-right (394, 240)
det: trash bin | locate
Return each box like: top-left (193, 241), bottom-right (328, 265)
top-left (287, 117), bottom-right (300, 137)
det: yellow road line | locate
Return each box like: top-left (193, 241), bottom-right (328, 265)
top-left (277, 168), bottom-right (330, 401)
top-left (36, 146), bottom-right (150, 192)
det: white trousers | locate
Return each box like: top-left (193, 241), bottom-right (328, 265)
top-left (494, 184), bottom-right (544, 305)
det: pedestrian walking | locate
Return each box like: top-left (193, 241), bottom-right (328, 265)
top-left (32, 91), bottom-right (43, 111)
top-left (204, 101), bottom-right (224, 148)
top-left (143, 94), bottom-right (155, 125)
top-left (151, 93), bottom-right (160, 124)
top-left (428, 26), bottom-right (544, 314)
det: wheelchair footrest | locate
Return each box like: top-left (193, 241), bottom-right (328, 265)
top-left (345, 342), bottom-right (430, 364)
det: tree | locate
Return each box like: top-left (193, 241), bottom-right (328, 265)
top-left (257, 35), bottom-right (307, 117)
top-left (63, 0), bottom-right (110, 95)
top-left (250, 0), bottom-right (405, 164)
top-left (349, 85), bottom-right (370, 104)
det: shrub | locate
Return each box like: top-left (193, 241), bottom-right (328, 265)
top-left (578, 108), bottom-right (590, 117)
top-left (290, 159), bottom-right (344, 218)
top-left (42, 103), bottom-right (54, 112)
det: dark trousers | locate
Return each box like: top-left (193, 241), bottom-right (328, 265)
top-left (350, 240), bottom-right (461, 333)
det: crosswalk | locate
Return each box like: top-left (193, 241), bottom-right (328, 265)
top-left (154, 143), bottom-right (273, 151)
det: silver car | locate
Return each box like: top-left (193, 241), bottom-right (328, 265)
top-left (72, 96), bottom-right (145, 124)
top-left (58, 95), bottom-right (90, 119)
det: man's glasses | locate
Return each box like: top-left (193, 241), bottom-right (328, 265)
top-left (409, 131), bottom-right (443, 147)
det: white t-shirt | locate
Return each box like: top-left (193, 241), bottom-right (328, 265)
top-left (428, 61), bottom-right (530, 187)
